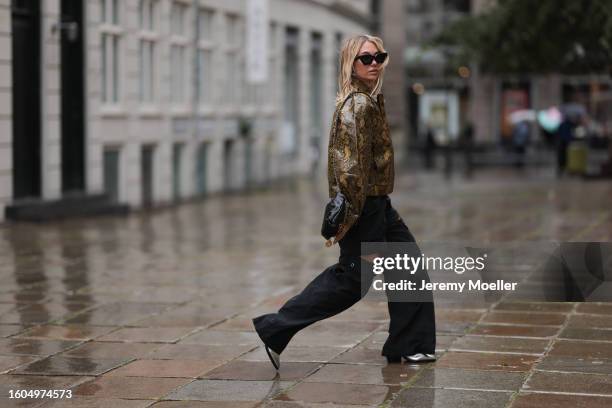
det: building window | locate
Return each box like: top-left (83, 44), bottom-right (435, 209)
top-left (197, 7), bottom-right (214, 40)
top-left (226, 13), bottom-right (239, 45)
top-left (141, 144), bottom-right (155, 206)
top-left (243, 54), bottom-right (254, 105)
top-left (226, 52), bottom-right (239, 103)
top-left (264, 134), bottom-right (275, 181)
top-left (138, 0), bottom-right (158, 103)
top-left (170, 1), bottom-right (189, 104)
top-left (170, 45), bottom-right (186, 103)
top-left (225, 14), bottom-right (241, 104)
top-left (244, 136), bottom-right (255, 185)
top-left (196, 8), bottom-right (215, 106)
top-left (284, 27), bottom-right (300, 156)
top-left (172, 143), bottom-right (183, 200)
top-left (170, 1), bottom-right (187, 35)
top-left (197, 49), bottom-right (213, 105)
top-left (100, 0), bottom-right (122, 103)
top-left (100, 0), bottom-right (119, 25)
top-left (223, 139), bottom-right (236, 190)
top-left (103, 147), bottom-right (120, 202)
top-left (310, 32), bottom-right (323, 167)
top-left (195, 142), bottom-right (208, 195)
top-left (267, 22), bottom-right (278, 106)
top-left (139, 0), bottom-right (155, 29)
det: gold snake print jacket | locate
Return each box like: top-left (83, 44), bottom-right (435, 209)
top-left (327, 80), bottom-right (395, 244)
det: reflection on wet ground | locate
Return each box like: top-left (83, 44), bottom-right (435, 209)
top-left (0, 168), bottom-right (611, 407)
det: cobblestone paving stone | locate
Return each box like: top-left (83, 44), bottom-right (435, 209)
top-left (0, 168), bottom-right (611, 407)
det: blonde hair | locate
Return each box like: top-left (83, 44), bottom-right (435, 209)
top-left (335, 34), bottom-right (389, 106)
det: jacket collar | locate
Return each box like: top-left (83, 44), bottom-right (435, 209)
top-left (352, 77), bottom-right (386, 110)
top-left (352, 77), bottom-right (374, 94)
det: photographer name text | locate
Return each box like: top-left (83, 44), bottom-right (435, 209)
top-left (372, 279), bottom-right (517, 292)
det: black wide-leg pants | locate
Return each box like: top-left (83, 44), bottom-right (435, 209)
top-left (252, 195), bottom-right (436, 357)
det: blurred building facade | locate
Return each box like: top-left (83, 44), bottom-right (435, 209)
top-left (392, 0), bottom-right (611, 149)
top-left (1, 0), bottom-right (372, 222)
top-left (399, 0), bottom-right (476, 146)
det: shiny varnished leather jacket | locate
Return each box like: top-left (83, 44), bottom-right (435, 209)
top-left (327, 78), bottom-right (395, 243)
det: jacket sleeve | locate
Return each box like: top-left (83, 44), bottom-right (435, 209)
top-left (329, 93), bottom-right (374, 243)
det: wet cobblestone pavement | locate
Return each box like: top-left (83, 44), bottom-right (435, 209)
top-left (1, 168), bottom-right (612, 407)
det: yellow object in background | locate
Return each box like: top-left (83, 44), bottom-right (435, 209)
top-left (567, 141), bottom-right (588, 174)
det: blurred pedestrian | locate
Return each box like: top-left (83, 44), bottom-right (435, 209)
top-left (252, 34), bottom-right (436, 370)
top-left (443, 138), bottom-right (453, 179)
top-left (460, 121), bottom-right (474, 177)
top-left (512, 120), bottom-right (530, 168)
top-left (556, 115), bottom-right (576, 176)
top-left (423, 123), bottom-right (437, 169)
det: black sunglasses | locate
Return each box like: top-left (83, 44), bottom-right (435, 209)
top-left (354, 52), bottom-right (388, 65)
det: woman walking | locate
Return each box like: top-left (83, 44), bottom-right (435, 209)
top-left (252, 34), bottom-right (436, 369)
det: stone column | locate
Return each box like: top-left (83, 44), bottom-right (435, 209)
top-left (297, 27), bottom-right (310, 174)
top-left (41, 0), bottom-right (62, 200)
top-left (0, 0), bottom-right (11, 220)
top-left (379, 0), bottom-right (408, 162)
top-left (319, 30), bottom-right (337, 176)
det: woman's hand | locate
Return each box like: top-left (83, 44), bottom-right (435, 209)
top-left (324, 222), bottom-right (351, 247)
top-left (332, 222), bottom-right (351, 244)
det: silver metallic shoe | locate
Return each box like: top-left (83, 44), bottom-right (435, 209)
top-left (264, 345), bottom-right (280, 370)
top-left (406, 353), bottom-right (436, 362)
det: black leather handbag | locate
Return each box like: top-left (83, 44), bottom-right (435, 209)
top-left (321, 190), bottom-right (346, 241)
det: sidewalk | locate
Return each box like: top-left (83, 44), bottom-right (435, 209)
top-left (0, 167), bottom-right (611, 407)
